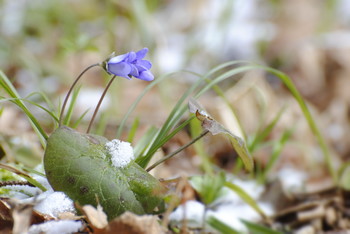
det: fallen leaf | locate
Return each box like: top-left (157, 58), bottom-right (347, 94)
top-left (82, 204), bottom-right (108, 229)
top-left (96, 211), bottom-right (164, 234)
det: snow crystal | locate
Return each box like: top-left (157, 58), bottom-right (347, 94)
top-left (28, 220), bottom-right (82, 234)
top-left (105, 139), bottom-right (134, 168)
top-left (34, 191), bottom-right (75, 218)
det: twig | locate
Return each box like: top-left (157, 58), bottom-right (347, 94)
top-left (146, 130), bottom-right (209, 172)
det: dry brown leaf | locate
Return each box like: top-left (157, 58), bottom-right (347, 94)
top-left (96, 211), bottom-right (164, 234)
top-left (0, 199), bottom-right (12, 234)
top-left (82, 204), bottom-right (108, 229)
top-left (0, 197), bottom-right (54, 234)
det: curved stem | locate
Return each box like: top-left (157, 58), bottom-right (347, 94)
top-left (146, 130), bottom-right (210, 172)
top-left (59, 63), bottom-right (100, 126)
top-left (86, 75), bottom-right (117, 134)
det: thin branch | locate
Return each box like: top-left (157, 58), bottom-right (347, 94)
top-left (146, 130), bottom-right (210, 172)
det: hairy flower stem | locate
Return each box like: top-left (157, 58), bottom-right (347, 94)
top-left (0, 181), bottom-right (35, 187)
top-left (86, 75), bottom-right (116, 134)
top-left (59, 63), bottom-right (100, 126)
top-left (146, 130), bottom-right (210, 172)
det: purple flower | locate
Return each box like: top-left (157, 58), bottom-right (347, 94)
top-left (106, 48), bottom-right (154, 81)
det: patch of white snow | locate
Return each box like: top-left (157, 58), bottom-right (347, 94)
top-left (169, 200), bottom-right (205, 228)
top-left (28, 220), bottom-right (82, 234)
top-left (33, 191), bottom-right (75, 218)
top-left (105, 139), bottom-right (134, 168)
top-left (169, 176), bottom-right (274, 232)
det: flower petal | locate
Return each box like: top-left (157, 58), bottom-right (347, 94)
top-left (127, 52), bottom-right (136, 63)
top-left (136, 70), bottom-right (154, 81)
top-left (107, 62), bottom-right (131, 77)
top-left (135, 60), bottom-right (152, 70)
top-left (135, 48), bottom-right (148, 60)
top-left (129, 64), bottom-right (139, 77)
top-left (108, 53), bottom-right (129, 64)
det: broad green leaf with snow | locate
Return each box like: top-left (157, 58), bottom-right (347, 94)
top-left (188, 98), bottom-right (254, 172)
top-left (44, 126), bottom-right (166, 220)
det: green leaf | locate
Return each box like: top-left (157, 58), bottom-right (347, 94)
top-left (339, 163), bottom-right (350, 190)
top-left (207, 216), bottom-right (240, 234)
top-left (127, 117), bottom-right (140, 143)
top-left (190, 172), bottom-right (226, 205)
top-left (249, 106), bottom-right (286, 153)
top-left (133, 126), bottom-right (158, 159)
top-left (241, 219), bottom-right (282, 234)
top-left (136, 117), bottom-right (194, 168)
top-left (63, 85), bottom-right (81, 126)
top-left (0, 97), bottom-right (59, 123)
top-left (224, 181), bottom-right (266, 219)
top-left (0, 70), bottom-right (48, 145)
top-left (0, 163), bottom-right (46, 192)
top-left (260, 127), bottom-right (294, 183)
top-left (188, 98), bottom-right (254, 172)
top-left (44, 126), bottom-right (166, 220)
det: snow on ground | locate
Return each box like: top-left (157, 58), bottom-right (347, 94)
top-left (3, 165), bottom-right (83, 233)
top-left (28, 220), bottom-right (82, 234)
top-left (169, 176), bottom-right (274, 232)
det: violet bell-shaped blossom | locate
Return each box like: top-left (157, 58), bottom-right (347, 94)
top-left (105, 48), bottom-right (154, 81)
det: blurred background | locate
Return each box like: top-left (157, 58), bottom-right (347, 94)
top-left (0, 0), bottom-right (350, 181)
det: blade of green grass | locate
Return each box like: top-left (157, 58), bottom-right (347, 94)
top-left (190, 117), bottom-right (213, 173)
top-left (209, 82), bottom-right (247, 141)
top-left (26, 91), bottom-right (57, 115)
top-left (71, 108), bottom-right (90, 129)
top-left (195, 65), bottom-right (257, 98)
top-left (136, 116), bottom-right (195, 168)
top-left (94, 112), bottom-right (108, 136)
top-left (339, 162), bottom-right (350, 190)
top-left (127, 117), bottom-right (140, 143)
top-left (191, 172), bottom-right (226, 205)
top-left (133, 126), bottom-right (159, 158)
top-left (0, 97), bottom-right (59, 123)
top-left (241, 219), bottom-right (282, 234)
top-left (255, 65), bottom-right (336, 182)
top-left (125, 61), bottom-right (249, 169)
top-left (207, 216), bottom-right (240, 234)
top-left (116, 72), bottom-right (176, 138)
top-left (0, 71), bottom-right (47, 146)
top-left (259, 127), bottom-right (295, 184)
top-left (0, 163), bottom-right (46, 192)
top-left (141, 62), bottom-right (251, 168)
top-left (21, 166), bottom-right (46, 178)
top-left (249, 106), bottom-right (286, 153)
top-left (225, 181), bottom-right (267, 219)
top-left (63, 85), bottom-right (81, 126)
top-left (196, 63), bottom-right (335, 182)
